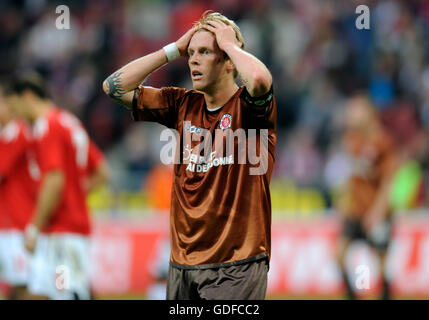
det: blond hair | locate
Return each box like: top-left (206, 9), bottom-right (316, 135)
top-left (193, 11), bottom-right (245, 50)
top-left (193, 11), bottom-right (245, 78)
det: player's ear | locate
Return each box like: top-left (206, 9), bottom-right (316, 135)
top-left (225, 58), bottom-right (236, 74)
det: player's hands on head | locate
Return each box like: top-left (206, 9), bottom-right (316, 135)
top-left (176, 27), bottom-right (198, 57)
top-left (203, 20), bottom-right (242, 52)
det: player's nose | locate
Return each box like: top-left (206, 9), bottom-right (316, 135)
top-left (189, 53), bottom-right (200, 65)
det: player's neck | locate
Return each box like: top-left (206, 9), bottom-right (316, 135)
top-left (0, 113), bottom-right (11, 126)
top-left (203, 80), bottom-right (239, 109)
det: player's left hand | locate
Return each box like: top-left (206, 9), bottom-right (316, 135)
top-left (203, 20), bottom-right (242, 52)
top-left (24, 224), bottom-right (39, 253)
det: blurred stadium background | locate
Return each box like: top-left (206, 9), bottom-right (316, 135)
top-left (2, 0), bottom-right (429, 299)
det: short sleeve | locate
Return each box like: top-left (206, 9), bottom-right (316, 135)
top-left (86, 139), bottom-right (104, 175)
top-left (0, 123), bottom-right (29, 180)
top-left (131, 85), bottom-right (188, 128)
top-left (35, 119), bottom-right (65, 173)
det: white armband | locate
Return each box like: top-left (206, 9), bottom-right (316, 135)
top-left (163, 42), bottom-right (180, 62)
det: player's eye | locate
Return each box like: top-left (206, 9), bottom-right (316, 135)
top-left (203, 49), bottom-right (210, 54)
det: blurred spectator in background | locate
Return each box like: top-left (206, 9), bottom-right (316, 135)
top-left (144, 164), bottom-right (172, 300)
top-left (144, 164), bottom-right (173, 212)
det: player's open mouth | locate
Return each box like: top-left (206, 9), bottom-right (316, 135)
top-left (192, 71), bottom-right (203, 80)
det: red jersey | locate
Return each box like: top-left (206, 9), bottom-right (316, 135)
top-left (32, 108), bottom-right (103, 235)
top-left (0, 120), bottom-right (37, 230)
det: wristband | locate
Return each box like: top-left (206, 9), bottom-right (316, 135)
top-left (163, 42), bottom-right (180, 62)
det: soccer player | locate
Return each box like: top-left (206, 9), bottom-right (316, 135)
top-left (337, 94), bottom-right (399, 300)
top-left (0, 83), bottom-right (37, 300)
top-left (6, 73), bottom-right (110, 300)
top-left (103, 11), bottom-right (276, 300)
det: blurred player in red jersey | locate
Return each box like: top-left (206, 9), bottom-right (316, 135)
top-left (337, 95), bottom-right (399, 300)
top-left (6, 73), bottom-right (110, 299)
top-left (0, 82), bottom-right (38, 299)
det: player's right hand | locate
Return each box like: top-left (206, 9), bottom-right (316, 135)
top-left (24, 224), bottom-right (39, 253)
top-left (175, 27), bottom-right (197, 57)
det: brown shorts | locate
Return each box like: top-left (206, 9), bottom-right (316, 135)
top-left (166, 258), bottom-right (269, 300)
top-left (343, 216), bottom-right (392, 252)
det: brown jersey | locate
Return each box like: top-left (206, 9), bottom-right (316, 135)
top-left (132, 85), bottom-right (277, 268)
top-left (344, 127), bottom-right (398, 219)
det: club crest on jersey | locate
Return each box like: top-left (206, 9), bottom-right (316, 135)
top-left (219, 114), bottom-right (232, 130)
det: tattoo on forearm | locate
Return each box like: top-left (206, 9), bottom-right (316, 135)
top-left (105, 72), bottom-right (126, 101)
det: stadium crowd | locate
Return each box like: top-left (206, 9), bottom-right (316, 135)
top-left (1, 0), bottom-right (429, 212)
